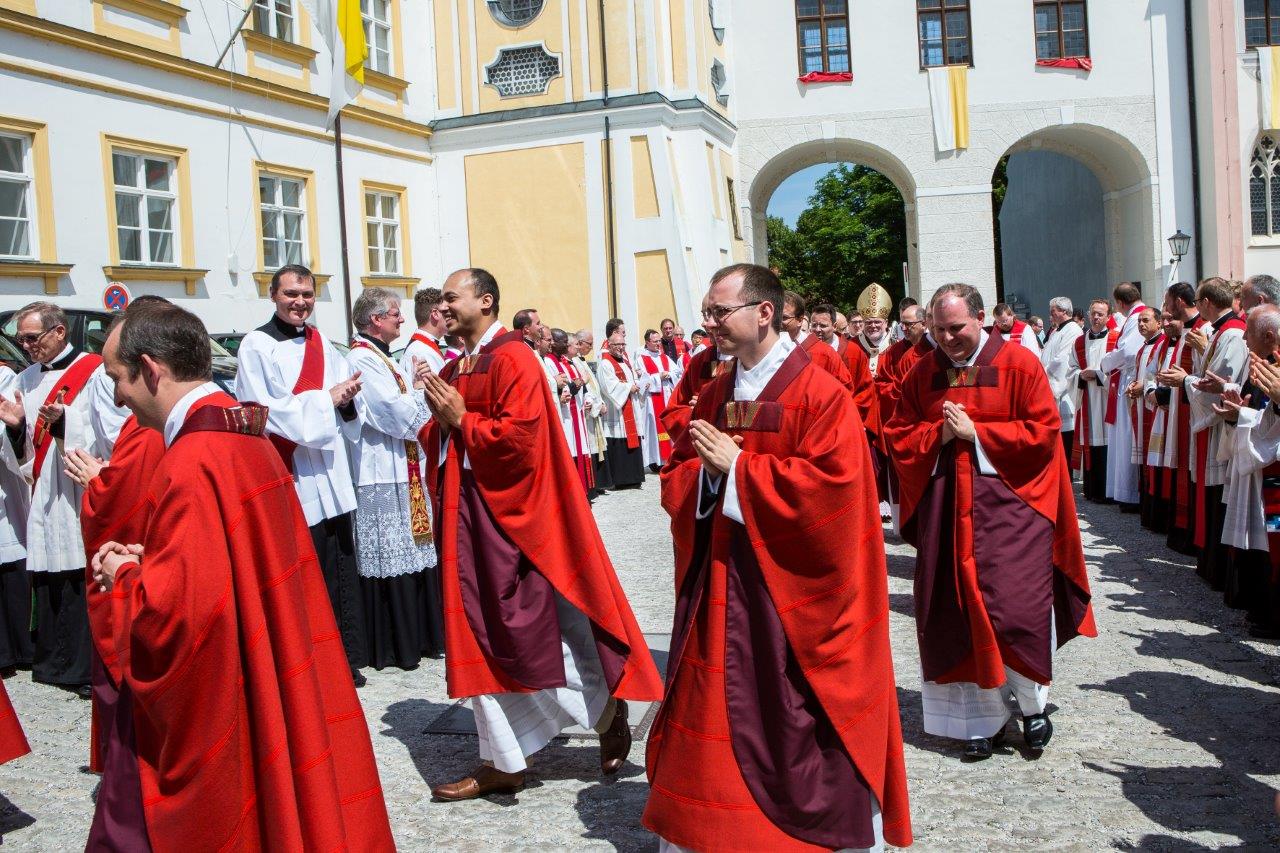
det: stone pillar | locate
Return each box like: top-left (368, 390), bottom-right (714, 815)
top-left (913, 188), bottom-right (998, 310)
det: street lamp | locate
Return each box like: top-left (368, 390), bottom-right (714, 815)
top-left (1168, 230), bottom-right (1191, 264)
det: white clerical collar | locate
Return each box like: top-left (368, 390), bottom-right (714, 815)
top-left (949, 330), bottom-right (990, 368)
top-left (163, 381), bottom-right (223, 447)
top-left (824, 335), bottom-right (840, 351)
top-left (736, 335), bottom-right (793, 392)
top-left (464, 321), bottom-right (504, 357)
top-left (924, 331), bottom-right (937, 347)
top-left (795, 329), bottom-right (810, 345)
top-left (44, 344), bottom-right (74, 368)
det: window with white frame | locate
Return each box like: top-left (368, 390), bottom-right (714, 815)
top-left (0, 134), bottom-right (33, 260)
top-left (259, 173), bottom-right (306, 268)
top-left (361, 0), bottom-right (393, 74)
top-left (112, 151), bottom-right (177, 265)
top-left (1251, 134), bottom-right (1280, 238)
top-left (364, 190), bottom-right (401, 274)
top-left (253, 0), bottom-right (294, 42)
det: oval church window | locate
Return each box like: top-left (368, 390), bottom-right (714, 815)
top-left (488, 0), bottom-right (544, 27)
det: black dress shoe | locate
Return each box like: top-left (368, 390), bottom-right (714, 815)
top-left (599, 699), bottom-right (631, 775)
top-left (1022, 712), bottom-right (1053, 751)
top-left (962, 728), bottom-right (1004, 761)
top-left (351, 669), bottom-right (367, 688)
top-left (76, 684), bottom-right (93, 700)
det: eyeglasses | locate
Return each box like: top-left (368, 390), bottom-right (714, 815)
top-left (15, 326), bottom-right (57, 346)
top-left (701, 301), bottom-right (762, 324)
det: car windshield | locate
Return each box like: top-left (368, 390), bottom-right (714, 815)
top-left (209, 337), bottom-right (233, 358)
top-left (0, 334), bottom-right (22, 365)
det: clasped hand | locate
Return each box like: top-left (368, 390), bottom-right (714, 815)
top-left (688, 420), bottom-right (743, 479)
top-left (940, 401), bottom-right (976, 444)
top-left (91, 541), bottom-right (144, 593)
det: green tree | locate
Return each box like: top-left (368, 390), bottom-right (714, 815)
top-left (767, 164), bottom-right (907, 310)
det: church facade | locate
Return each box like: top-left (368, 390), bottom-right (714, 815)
top-left (0, 1), bottom-right (1271, 343)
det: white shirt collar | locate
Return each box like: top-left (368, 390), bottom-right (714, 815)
top-left (734, 335), bottom-right (794, 400)
top-left (163, 381), bottom-right (223, 447)
top-left (949, 330), bottom-right (990, 368)
top-left (795, 329), bottom-right (810, 344)
top-left (44, 343), bottom-right (73, 367)
top-left (464, 321), bottom-right (505, 357)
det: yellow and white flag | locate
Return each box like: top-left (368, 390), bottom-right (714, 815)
top-left (927, 66), bottom-right (969, 153)
top-left (1258, 46), bottom-right (1280, 131)
top-left (300, 0), bottom-right (367, 128)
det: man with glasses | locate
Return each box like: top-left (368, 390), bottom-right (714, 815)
top-left (235, 264), bottom-right (370, 685)
top-left (0, 301), bottom-right (126, 697)
top-left (644, 264), bottom-right (911, 851)
top-left (597, 321), bottom-right (648, 489)
top-left (875, 304), bottom-right (936, 530)
top-left (1041, 297), bottom-right (1083, 464)
top-left (1150, 282), bottom-right (1205, 555)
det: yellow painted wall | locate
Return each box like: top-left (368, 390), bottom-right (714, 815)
top-left (474, 0), bottom-right (567, 112)
top-left (719, 148), bottom-right (745, 257)
top-left (465, 143), bottom-right (592, 333)
top-left (630, 135), bottom-right (660, 219)
top-left (435, 0), bottom-right (456, 112)
top-left (668, 0), bottom-right (688, 91)
top-left (635, 250), bottom-right (677, 331)
top-left (705, 142), bottom-right (722, 219)
top-left (584, 0), bottom-right (634, 95)
top-left (459, 0), bottom-right (475, 112)
top-left (666, 137), bottom-right (685, 218)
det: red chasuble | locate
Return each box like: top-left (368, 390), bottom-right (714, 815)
top-left (660, 345), bottom-right (735, 448)
top-left (797, 334), bottom-right (855, 396)
top-left (82, 415), bottom-right (166, 773)
top-left (834, 336), bottom-right (883, 444)
top-left (109, 392), bottom-right (393, 852)
top-left (885, 335), bottom-right (1096, 690)
top-left (646, 346), bottom-right (912, 852)
top-left (424, 328), bottom-right (662, 702)
top-left (0, 681), bottom-right (27, 765)
top-left (875, 336), bottom-right (934, 428)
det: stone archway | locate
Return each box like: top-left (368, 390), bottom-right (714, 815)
top-left (742, 137), bottom-right (921, 301)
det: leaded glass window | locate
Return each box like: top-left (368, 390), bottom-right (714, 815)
top-left (1250, 134), bottom-right (1280, 238)
top-left (485, 45), bottom-right (561, 97)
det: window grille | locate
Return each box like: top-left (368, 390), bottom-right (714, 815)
top-left (485, 45), bottom-right (561, 97)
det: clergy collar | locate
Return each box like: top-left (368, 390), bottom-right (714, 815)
top-left (163, 381), bottom-right (224, 447)
top-left (42, 344), bottom-right (78, 371)
top-left (948, 330), bottom-right (989, 368)
top-left (264, 314), bottom-right (308, 341)
top-left (463, 321), bottom-right (504, 357)
top-left (1185, 312), bottom-right (1200, 326)
top-left (1087, 328), bottom-right (1109, 340)
top-left (356, 333), bottom-right (392, 355)
top-left (1211, 309), bottom-right (1238, 330)
top-left (736, 335), bottom-right (792, 381)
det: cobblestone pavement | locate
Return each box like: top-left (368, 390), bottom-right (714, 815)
top-left (0, 474), bottom-right (1278, 850)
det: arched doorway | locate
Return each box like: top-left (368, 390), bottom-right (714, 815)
top-left (994, 124), bottom-right (1157, 319)
top-left (746, 139), bottom-right (920, 307)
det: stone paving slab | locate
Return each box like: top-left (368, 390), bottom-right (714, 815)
top-left (0, 473), bottom-right (1277, 849)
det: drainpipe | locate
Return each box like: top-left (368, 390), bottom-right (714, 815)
top-left (599, 0), bottom-right (619, 319)
top-left (1184, 0), bottom-right (1204, 281)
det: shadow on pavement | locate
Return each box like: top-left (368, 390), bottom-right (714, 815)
top-left (575, 778), bottom-right (654, 852)
top-left (0, 792), bottom-right (34, 836)
top-left (1081, 671), bottom-right (1280, 848)
top-left (379, 697), bottom-right (466, 788)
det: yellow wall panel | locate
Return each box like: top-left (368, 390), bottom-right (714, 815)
top-left (435, 0), bottom-right (457, 112)
top-left (666, 137), bottom-right (684, 218)
top-left (584, 0), bottom-right (634, 94)
top-left (635, 250), bottom-right (678, 332)
top-left (668, 0), bottom-right (688, 90)
top-left (719, 147), bottom-right (744, 248)
top-left (459, 0), bottom-right (474, 112)
top-left (464, 143), bottom-right (592, 333)
top-left (630, 135), bottom-right (660, 219)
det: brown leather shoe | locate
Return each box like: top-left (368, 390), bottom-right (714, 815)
top-left (431, 765), bottom-right (525, 801)
top-left (599, 699), bottom-right (631, 775)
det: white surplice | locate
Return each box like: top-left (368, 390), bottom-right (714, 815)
top-left (1184, 315), bottom-right (1249, 488)
top-left (596, 354), bottom-right (647, 443)
top-left (1068, 331), bottom-right (1112, 448)
top-left (1100, 303), bottom-right (1147, 503)
top-left (571, 355), bottom-right (606, 458)
top-left (234, 318), bottom-right (360, 526)
top-left (1041, 321), bottom-right (1083, 435)
top-left (0, 366), bottom-right (28, 565)
top-left (399, 331), bottom-right (447, 378)
top-left (1220, 403), bottom-right (1276, 553)
top-left (1130, 334), bottom-right (1165, 464)
top-left (684, 334), bottom-right (883, 853)
top-left (855, 332), bottom-right (893, 376)
top-left (2, 347), bottom-right (126, 573)
top-left (635, 348), bottom-right (682, 467)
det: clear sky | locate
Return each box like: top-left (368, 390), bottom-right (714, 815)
top-left (766, 163), bottom-right (839, 228)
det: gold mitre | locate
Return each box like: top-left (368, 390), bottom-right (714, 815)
top-left (856, 283), bottom-right (892, 320)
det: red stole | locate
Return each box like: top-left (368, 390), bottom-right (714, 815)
top-left (350, 340), bottom-right (433, 544)
top-left (639, 352), bottom-right (673, 462)
top-left (556, 355), bottom-right (595, 491)
top-left (268, 325), bottom-right (325, 474)
top-left (600, 351), bottom-right (641, 449)
top-left (1072, 330), bottom-right (1119, 470)
top-left (1193, 316), bottom-right (1248, 549)
top-left (411, 331), bottom-right (443, 357)
top-left (31, 353), bottom-right (103, 487)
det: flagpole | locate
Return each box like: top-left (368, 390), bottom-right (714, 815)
top-left (333, 113), bottom-right (356, 342)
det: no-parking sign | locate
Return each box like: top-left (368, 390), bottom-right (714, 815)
top-left (103, 282), bottom-right (131, 312)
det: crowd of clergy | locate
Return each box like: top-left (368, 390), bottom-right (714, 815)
top-left (0, 254), bottom-right (1272, 850)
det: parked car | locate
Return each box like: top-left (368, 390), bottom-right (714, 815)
top-left (0, 334), bottom-right (23, 374)
top-left (0, 308), bottom-right (239, 394)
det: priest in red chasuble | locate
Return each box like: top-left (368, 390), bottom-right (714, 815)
top-left (779, 291), bottom-right (856, 394)
top-left (645, 264), bottom-right (911, 852)
top-left (420, 268), bottom-right (662, 801)
top-left (91, 304), bottom-right (394, 851)
top-left (885, 283), bottom-right (1096, 761)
